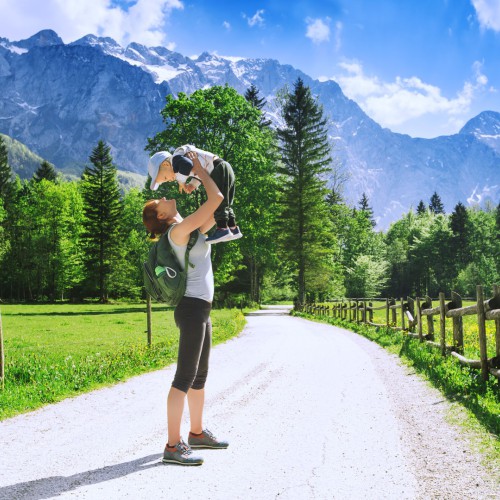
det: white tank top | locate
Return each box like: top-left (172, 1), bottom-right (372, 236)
top-left (168, 230), bottom-right (214, 303)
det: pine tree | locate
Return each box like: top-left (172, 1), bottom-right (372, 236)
top-left (80, 141), bottom-right (123, 302)
top-left (429, 191), bottom-right (445, 214)
top-left (358, 192), bottom-right (376, 227)
top-left (450, 201), bottom-right (470, 266)
top-left (416, 200), bottom-right (426, 215)
top-left (33, 160), bottom-right (57, 182)
top-left (244, 84), bottom-right (272, 127)
top-left (276, 78), bottom-right (333, 303)
top-left (0, 136), bottom-right (13, 200)
top-left (496, 202), bottom-right (500, 236)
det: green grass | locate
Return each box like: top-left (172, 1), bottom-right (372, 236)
top-left (0, 303), bottom-right (246, 420)
top-left (294, 311), bottom-right (500, 465)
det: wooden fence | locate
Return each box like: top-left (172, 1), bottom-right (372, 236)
top-left (295, 285), bottom-right (500, 381)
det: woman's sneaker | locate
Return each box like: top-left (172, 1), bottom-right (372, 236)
top-left (162, 439), bottom-right (203, 465)
top-left (188, 429), bottom-right (229, 449)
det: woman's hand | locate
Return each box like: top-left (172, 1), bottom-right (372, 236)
top-left (185, 151), bottom-right (202, 176)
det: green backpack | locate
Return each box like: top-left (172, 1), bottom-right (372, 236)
top-left (143, 225), bottom-right (198, 305)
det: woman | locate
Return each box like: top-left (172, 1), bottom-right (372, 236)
top-left (142, 151), bottom-right (229, 466)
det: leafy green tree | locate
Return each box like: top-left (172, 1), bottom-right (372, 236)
top-left (33, 160), bottom-right (57, 183)
top-left (0, 136), bottom-right (13, 201)
top-left (147, 85), bottom-right (279, 303)
top-left (455, 255), bottom-right (500, 296)
top-left (416, 200), bottom-right (426, 215)
top-left (108, 188), bottom-right (149, 299)
top-left (496, 202), bottom-right (500, 270)
top-left (80, 141), bottom-right (123, 302)
top-left (384, 211), bottom-right (416, 297)
top-left (429, 191), bottom-right (445, 214)
top-left (245, 84), bottom-right (272, 127)
top-left (345, 254), bottom-right (388, 297)
top-left (276, 78), bottom-right (334, 303)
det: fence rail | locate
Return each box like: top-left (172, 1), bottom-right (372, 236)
top-left (295, 285), bottom-right (500, 381)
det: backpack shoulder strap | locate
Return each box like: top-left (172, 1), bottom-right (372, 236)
top-left (185, 230), bottom-right (199, 269)
top-left (166, 224), bottom-right (199, 269)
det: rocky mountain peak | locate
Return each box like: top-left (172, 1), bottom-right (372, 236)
top-left (459, 110), bottom-right (500, 136)
top-left (71, 34), bottom-right (122, 52)
top-left (15, 29), bottom-right (63, 49)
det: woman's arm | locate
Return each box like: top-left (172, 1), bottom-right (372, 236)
top-left (199, 216), bottom-right (216, 235)
top-left (171, 152), bottom-right (223, 244)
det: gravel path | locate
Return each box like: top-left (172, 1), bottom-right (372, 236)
top-left (0, 307), bottom-right (498, 499)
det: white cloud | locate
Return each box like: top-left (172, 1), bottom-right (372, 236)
top-left (326, 59), bottom-right (489, 135)
top-left (222, 20), bottom-right (231, 30)
top-left (0, 0), bottom-right (183, 47)
top-left (245, 9), bottom-right (265, 28)
top-left (471, 0), bottom-right (500, 31)
top-left (305, 17), bottom-right (331, 44)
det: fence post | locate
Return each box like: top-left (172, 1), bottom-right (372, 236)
top-left (416, 297), bottom-right (423, 342)
top-left (0, 309), bottom-right (4, 390)
top-left (391, 299), bottom-right (397, 326)
top-left (476, 285), bottom-right (489, 381)
top-left (451, 291), bottom-right (463, 353)
top-left (400, 298), bottom-right (405, 331)
top-left (493, 284), bottom-right (500, 358)
top-left (146, 295), bottom-right (152, 346)
top-left (363, 301), bottom-right (367, 324)
top-left (385, 298), bottom-right (389, 327)
top-left (439, 292), bottom-right (447, 356)
top-left (425, 296), bottom-right (434, 339)
top-left (369, 302), bottom-right (373, 323)
top-left (355, 300), bottom-right (359, 323)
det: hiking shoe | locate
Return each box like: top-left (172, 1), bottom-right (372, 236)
top-left (162, 439), bottom-right (203, 466)
top-left (229, 226), bottom-right (243, 240)
top-left (206, 228), bottom-right (232, 244)
top-left (188, 429), bottom-right (229, 449)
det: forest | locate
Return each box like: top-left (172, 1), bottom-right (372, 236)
top-left (0, 80), bottom-right (499, 305)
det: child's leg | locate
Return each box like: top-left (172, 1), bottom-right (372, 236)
top-left (210, 161), bottom-right (235, 228)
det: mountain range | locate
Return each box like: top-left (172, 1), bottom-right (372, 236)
top-left (0, 29), bottom-right (498, 227)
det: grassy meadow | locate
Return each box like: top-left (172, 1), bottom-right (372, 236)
top-left (0, 303), bottom-right (246, 420)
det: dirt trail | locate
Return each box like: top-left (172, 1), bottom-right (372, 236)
top-left (0, 307), bottom-right (498, 499)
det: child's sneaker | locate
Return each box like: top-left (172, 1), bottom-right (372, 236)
top-left (188, 429), bottom-right (229, 449)
top-left (162, 440), bottom-right (203, 465)
top-left (229, 226), bottom-right (243, 240)
top-left (206, 227), bottom-right (232, 244)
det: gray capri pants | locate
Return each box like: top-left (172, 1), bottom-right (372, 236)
top-left (172, 296), bottom-right (212, 393)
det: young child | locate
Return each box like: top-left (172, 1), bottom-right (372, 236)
top-left (148, 145), bottom-right (242, 244)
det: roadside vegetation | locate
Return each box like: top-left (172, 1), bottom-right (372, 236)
top-left (0, 303), bottom-right (245, 420)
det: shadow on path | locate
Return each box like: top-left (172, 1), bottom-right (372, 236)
top-left (0, 454), bottom-right (162, 500)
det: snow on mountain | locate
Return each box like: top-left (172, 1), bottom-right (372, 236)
top-left (0, 30), bottom-right (498, 228)
top-left (459, 111), bottom-right (500, 155)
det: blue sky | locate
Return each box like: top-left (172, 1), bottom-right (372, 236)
top-left (1, 0), bottom-right (499, 138)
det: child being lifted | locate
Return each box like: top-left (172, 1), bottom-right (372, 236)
top-left (148, 145), bottom-right (242, 244)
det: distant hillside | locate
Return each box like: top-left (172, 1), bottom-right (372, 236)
top-left (1, 133), bottom-right (146, 192)
top-left (1, 133), bottom-right (46, 178)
